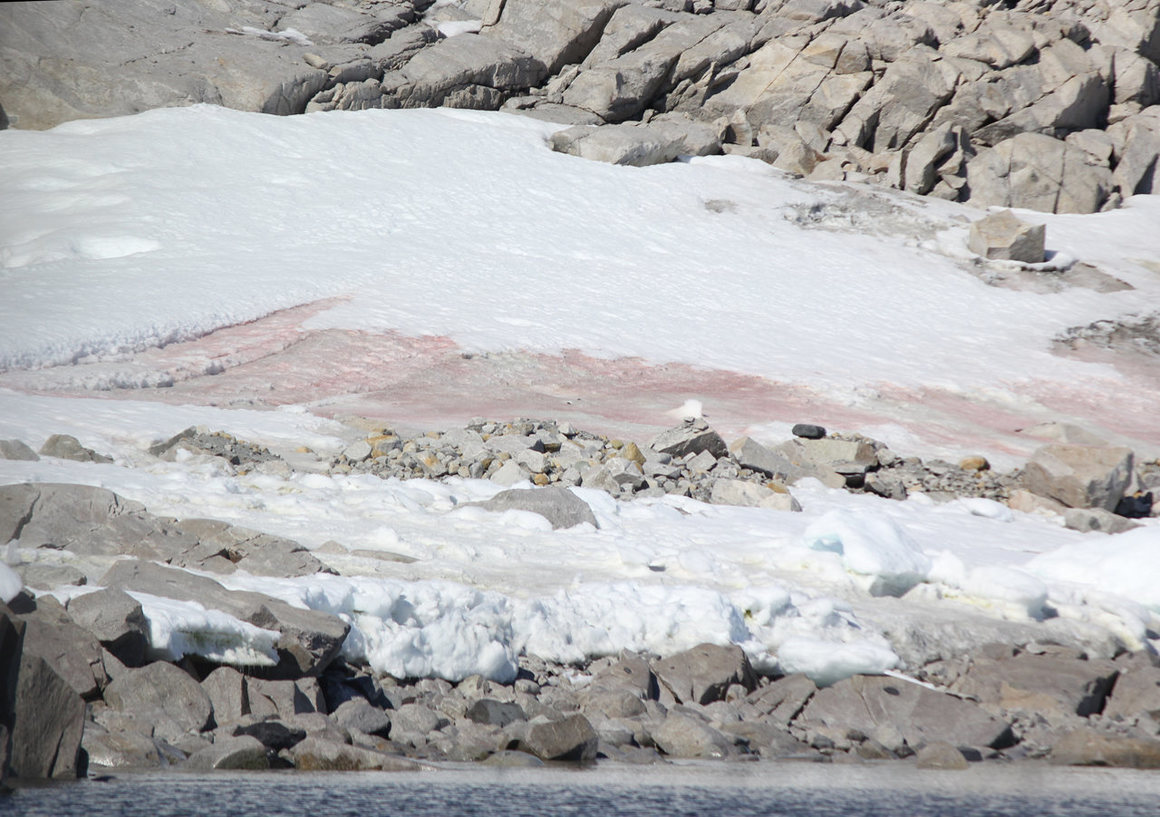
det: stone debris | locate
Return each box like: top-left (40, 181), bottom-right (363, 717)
top-left (1, 412), bottom-right (1158, 778)
top-left (5, 0), bottom-right (1160, 214)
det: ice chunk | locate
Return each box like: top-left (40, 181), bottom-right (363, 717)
top-left (801, 510), bottom-right (932, 596)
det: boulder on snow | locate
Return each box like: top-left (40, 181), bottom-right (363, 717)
top-left (477, 486), bottom-right (597, 529)
top-left (967, 210), bottom-right (1046, 263)
top-left (1020, 443), bottom-right (1134, 511)
top-left (0, 440), bottom-right (38, 461)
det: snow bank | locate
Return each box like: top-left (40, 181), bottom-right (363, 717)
top-left (1028, 526), bottom-right (1160, 613)
top-left (801, 510), bottom-right (932, 596)
top-left (2, 105), bottom-right (1151, 393)
top-left (126, 591), bottom-right (281, 667)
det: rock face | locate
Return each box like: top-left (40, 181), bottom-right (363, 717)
top-left (103, 661), bottom-right (214, 736)
top-left (652, 643), bottom-right (757, 705)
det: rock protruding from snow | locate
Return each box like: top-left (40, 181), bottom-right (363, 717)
top-left (649, 418), bottom-right (728, 460)
top-left (967, 210), bottom-right (1046, 263)
top-left (477, 486), bottom-right (598, 529)
top-left (1021, 444), bottom-right (1135, 511)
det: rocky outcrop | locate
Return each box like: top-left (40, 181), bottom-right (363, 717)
top-left (5, 0), bottom-right (1158, 213)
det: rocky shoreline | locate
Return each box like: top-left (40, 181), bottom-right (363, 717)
top-left (2, 416), bottom-right (1159, 782)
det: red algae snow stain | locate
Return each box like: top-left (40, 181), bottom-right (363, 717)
top-left (4, 302), bottom-right (1159, 459)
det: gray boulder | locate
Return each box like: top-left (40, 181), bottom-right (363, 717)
top-left (247, 677), bottom-right (326, 719)
top-left (746, 673), bottom-right (817, 728)
top-left (66, 588), bottom-right (150, 667)
top-left (332, 698), bottom-right (392, 738)
top-left (952, 654), bottom-right (1120, 723)
top-left (16, 563), bottom-right (88, 590)
top-left (1103, 664), bottom-right (1160, 729)
top-left (1050, 727), bottom-right (1160, 768)
top-left (290, 735), bottom-right (422, 771)
top-left (9, 653), bottom-right (86, 779)
top-left (915, 740), bottom-right (970, 769)
top-left (103, 661), bottom-right (214, 736)
top-left (550, 115), bottom-right (722, 166)
top-left (1021, 443), bottom-right (1134, 511)
top-left (709, 479), bottom-right (801, 511)
top-left (652, 643), bottom-right (756, 705)
top-left (0, 440), bottom-right (38, 461)
top-left (521, 713), bottom-right (599, 762)
top-left (1063, 507), bottom-right (1142, 534)
top-left (38, 433), bottom-right (112, 463)
top-left (82, 727), bottom-right (165, 769)
top-left (467, 698), bottom-right (527, 728)
top-left (10, 483), bottom-right (198, 562)
top-left (650, 711), bottom-right (736, 759)
top-left (967, 210), bottom-right (1046, 263)
top-left (477, 486), bottom-right (597, 529)
top-left (185, 735), bottom-right (270, 771)
top-left (718, 720), bottom-right (808, 757)
top-left (649, 418), bottom-right (728, 460)
top-left (202, 666), bottom-right (249, 726)
top-left (19, 596), bottom-right (108, 698)
top-left (799, 674), bottom-right (1014, 750)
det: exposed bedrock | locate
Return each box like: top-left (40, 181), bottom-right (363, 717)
top-left (3, 0), bottom-right (1159, 212)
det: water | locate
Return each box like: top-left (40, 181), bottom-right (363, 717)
top-left (4, 763), bottom-right (1160, 817)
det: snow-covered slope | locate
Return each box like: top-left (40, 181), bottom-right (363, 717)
top-left (1, 106), bottom-right (1158, 681)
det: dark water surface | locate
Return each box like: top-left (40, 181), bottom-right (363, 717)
top-left (4, 762), bottom-right (1159, 817)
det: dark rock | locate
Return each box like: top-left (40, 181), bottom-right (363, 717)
top-left (521, 714), bottom-right (599, 762)
top-left (719, 720), bottom-right (808, 757)
top-left (9, 653), bottom-right (86, 779)
top-left (332, 698), bottom-right (392, 738)
top-left (649, 419), bottom-right (728, 460)
top-left (247, 677), bottom-right (325, 719)
top-left (477, 486), bottom-right (598, 529)
top-left (202, 666), bottom-right (248, 726)
top-left (186, 735), bottom-right (270, 771)
top-left (233, 720), bottom-right (307, 752)
top-left (792, 424), bottom-right (827, 439)
top-left (1115, 491), bottom-right (1153, 518)
top-left (66, 589), bottom-right (149, 667)
top-left (18, 596), bottom-right (107, 698)
top-left (103, 661), bottom-right (213, 736)
top-left (13, 483), bottom-right (197, 562)
top-left (467, 699), bottom-right (527, 728)
top-left (652, 643), bottom-right (757, 705)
